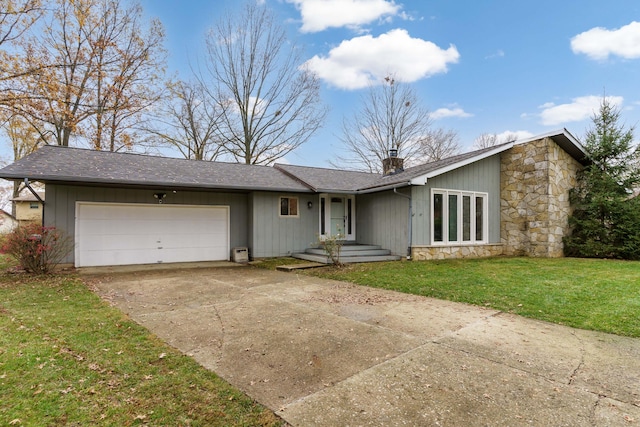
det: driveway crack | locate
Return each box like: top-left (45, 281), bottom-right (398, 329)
top-left (568, 330), bottom-right (586, 386)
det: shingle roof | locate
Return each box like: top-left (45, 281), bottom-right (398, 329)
top-left (0, 145), bottom-right (312, 192)
top-left (11, 191), bottom-right (45, 201)
top-left (361, 142), bottom-right (514, 190)
top-left (274, 163), bottom-right (380, 192)
top-left (0, 129), bottom-right (588, 194)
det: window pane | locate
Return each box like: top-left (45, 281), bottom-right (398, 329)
top-left (448, 194), bottom-right (458, 242)
top-left (289, 198), bottom-right (298, 216)
top-left (462, 195), bottom-right (471, 241)
top-left (475, 196), bottom-right (484, 241)
top-left (320, 197), bottom-right (326, 234)
top-left (280, 198), bottom-right (289, 216)
top-left (433, 193), bottom-right (443, 242)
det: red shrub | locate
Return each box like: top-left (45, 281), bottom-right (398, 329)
top-left (1, 224), bottom-right (73, 274)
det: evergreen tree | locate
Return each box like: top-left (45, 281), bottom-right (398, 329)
top-left (564, 99), bottom-right (640, 259)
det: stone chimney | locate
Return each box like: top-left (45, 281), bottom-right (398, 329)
top-left (382, 148), bottom-right (404, 175)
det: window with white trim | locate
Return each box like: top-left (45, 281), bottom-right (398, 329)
top-left (432, 189), bottom-right (487, 245)
top-left (279, 196), bottom-right (299, 217)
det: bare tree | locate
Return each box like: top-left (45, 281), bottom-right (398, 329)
top-left (472, 132), bottom-right (519, 150)
top-left (5, 0), bottom-right (165, 150)
top-left (201, 2), bottom-right (326, 165)
top-left (0, 0), bottom-right (44, 105)
top-left (87, 1), bottom-right (166, 151)
top-left (336, 76), bottom-right (433, 173)
top-left (0, 112), bottom-right (43, 209)
top-left (0, 0), bottom-right (42, 47)
top-left (147, 80), bottom-right (225, 161)
top-left (416, 128), bottom-right (461, 162)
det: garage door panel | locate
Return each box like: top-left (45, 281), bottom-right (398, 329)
top-left (80, 248), bottom-right (161, 267)
top-left (81, 234), bottom-right (161, 251)
top-left (160, 233), bottom-right (226, 248)
top-left (75, 203), bottom-right (230, 267)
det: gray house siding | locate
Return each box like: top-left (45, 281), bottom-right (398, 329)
top-left (249, 191), bottom-right (318, 258)
top-left (44, 184), bottom-right (249, 263)
top-left (356, 189), bottom-right (409, 256)
top-left (411, 154), bottom-right (502, 246)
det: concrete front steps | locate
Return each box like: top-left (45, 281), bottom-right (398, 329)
top-left (292, 243), bottom-right (402, 264)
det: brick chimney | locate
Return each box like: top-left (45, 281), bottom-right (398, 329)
top-left (382, 148), bottom-right (404, 175)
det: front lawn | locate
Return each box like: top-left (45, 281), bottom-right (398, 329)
top-left (278, 257), bottom-right (640, 338)
top-left (0, 268), bottom-right (282, 426)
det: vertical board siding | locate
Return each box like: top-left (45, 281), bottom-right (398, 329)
top-left (250, 192), bottom-right (318, 258)
top-left (45, 184), bottom-right (249, 264)
top-left (356, 189), bottom-right (409, 256)
top-left (412, 155), bottom-right (502, 245)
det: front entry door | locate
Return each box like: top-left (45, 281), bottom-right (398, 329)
top-left (319, 194), bottom-right (355, 241)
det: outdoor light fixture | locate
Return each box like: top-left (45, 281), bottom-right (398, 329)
top-left (307, 201), bottom-right (313, 209)
top-left (153, 192), bottom-right (167, 204)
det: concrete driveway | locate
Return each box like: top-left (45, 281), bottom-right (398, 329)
top-left (87, 265), bottom-right (640, 426)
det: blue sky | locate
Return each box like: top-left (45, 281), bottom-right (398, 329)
top-left (52, 1), bottom-right (640, 167)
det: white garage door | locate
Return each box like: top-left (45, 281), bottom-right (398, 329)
top-left (75, 202), bottom-right (229, 267)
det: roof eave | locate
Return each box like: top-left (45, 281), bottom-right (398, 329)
top-left (0, 174), bottom-right (313, 193)
top-left (514, 128), bottom-right (589, 164)
top-left (356, 181), bottom-right (412, 194)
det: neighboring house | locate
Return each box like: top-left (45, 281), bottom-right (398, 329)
top-left (0, 129), bottom-right (588, 268)
top-left (11, 191), bottom-right (45, 226)
top-left (0, 210), bottom-right (18, 234)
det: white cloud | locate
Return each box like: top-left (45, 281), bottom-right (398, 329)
top-left (484, 49), bottom-right (504, 60)
top-left (305, 29), bottom-right (460, 90)
top-left (431, 107), bottom-right (472, 120)
top-left (496, 130), bottom-right (534, 141)
top-left (571, 21), bottom-right (640, 60)
top-left (539, 95), bottom-right (623, 126)
top-left (286, 0), bottom-right (401, 33)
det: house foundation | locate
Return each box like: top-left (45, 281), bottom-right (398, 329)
top-left (411, 244), bottom-right (504, 260)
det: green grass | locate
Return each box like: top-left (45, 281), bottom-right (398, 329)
top-left (0, 266), bottom-right (282, 426)
top-left (267, 256), bottom-right (640, 338)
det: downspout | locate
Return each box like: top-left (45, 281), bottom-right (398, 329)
top-left (23, 178), bottom-right (45, 226)
top-left (393, 186), bottom-right (412, 260)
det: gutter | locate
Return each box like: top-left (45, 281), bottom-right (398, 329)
top-left (356, 180), bottom-right (412, 194)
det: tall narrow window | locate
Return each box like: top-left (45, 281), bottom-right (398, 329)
top-left (433, 193), bottom-right (443, 242)
top-left (462, 195), bottom-right (471, 241)
top-left (475, 196), bottom-right (484, 241)
top-left (347, 198), bottom-right (352, 235)
top-left (279, 197), bottom-right (299, 217)
top-left (448, 194), bottom-right (458, 242)
top-left (320, 197), bottom-right (326, 234)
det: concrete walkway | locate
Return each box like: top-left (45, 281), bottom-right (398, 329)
top-left (87, 266), bottom-right (640, 426)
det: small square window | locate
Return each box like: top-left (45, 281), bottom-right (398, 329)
top-left (279, 197), bottom-right (299, 217)
top-left (29, 202), bottom-right (39, 209)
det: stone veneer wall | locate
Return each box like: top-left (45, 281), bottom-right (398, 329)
top-left (500, 137), bottom-right (581, 257)
top-left (411, 244), bottom-right (504, 260)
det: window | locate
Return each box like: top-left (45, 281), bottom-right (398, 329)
top-left (279, 197), bottom-right (298, 217)
top-left (431, 189), bottom-right (487, 245)
top-left (29, 202), bottom-right (39, 209)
